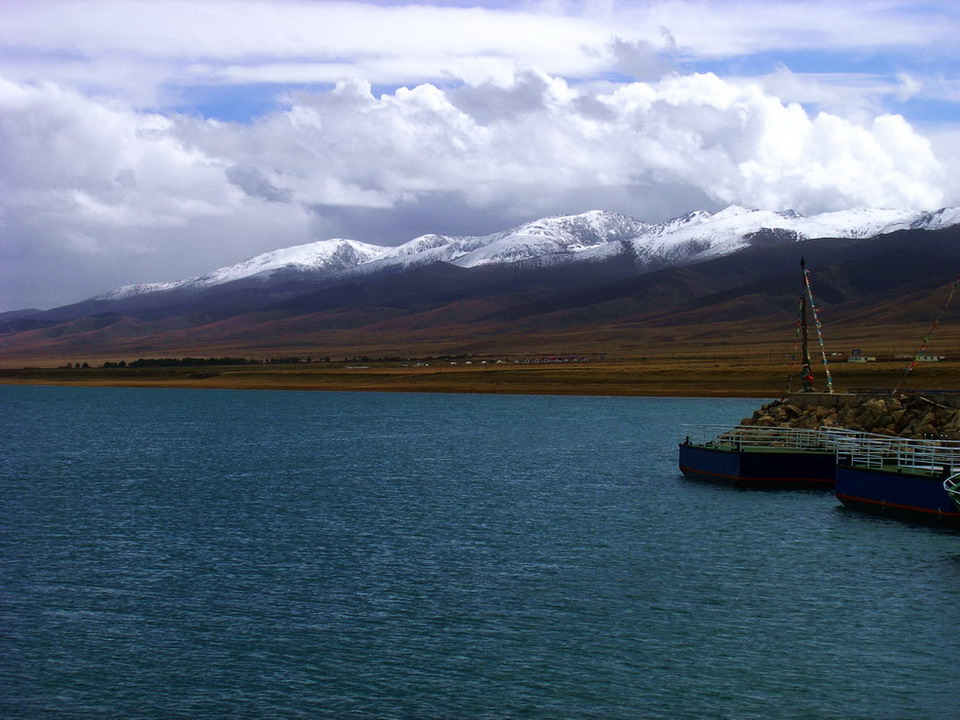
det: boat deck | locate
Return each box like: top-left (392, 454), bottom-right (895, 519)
top-left (832, 431), bottom-right (960, 522)
top-left (678, 425), bottom-right (838, 488)
top-left (696, 441), bottom-right (833, 455)
top-left (680, 424), bottom-right (840, 453)
top-left (842, 460), bottom-right (949, 477)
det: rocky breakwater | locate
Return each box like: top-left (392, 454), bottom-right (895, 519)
top-left (741, 394), bottom-right (960, 440)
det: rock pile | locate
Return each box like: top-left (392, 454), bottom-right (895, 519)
top-left (741, 394), bottom-right (960, 440)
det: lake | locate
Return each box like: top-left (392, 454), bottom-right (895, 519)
top-left (2, 386), bottom-right (958, 719)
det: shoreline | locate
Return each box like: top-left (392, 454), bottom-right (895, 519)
top-left (4, 358), bottom-right (960, 397)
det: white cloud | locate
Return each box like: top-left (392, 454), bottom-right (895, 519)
top-left (0, 79), bottom-right (240, 229)
top-left (0, 78), bottom-right (312, 309)
top-left (2, 0), bottom-right (957, 110)
top-left (928, 127), bottom-right (960, 205)
top-left (0, 0), bottom-right (616, 102)
top-left (752, 66), bottom-right (960, 130)
top-left (611, 0), bottom-right (959, 57)
top-left (2, 0), bottom-right (958, 311)
top-left (1, 68), bottom-right (951, 310)
top-left (896, 72), bottom-right (924, 103)
top-left (755, 67), bottom-right (892, 121)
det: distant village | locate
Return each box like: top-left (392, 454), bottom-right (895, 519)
top-left (59, 349), bottom-right (955, 371)
top-left (842, 350), bottom-right (946, 363)
top-left (74, 354), bottom-right (601, 370)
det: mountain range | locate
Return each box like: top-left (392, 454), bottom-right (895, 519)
top-left (3, 205), bottom-right (960, 362)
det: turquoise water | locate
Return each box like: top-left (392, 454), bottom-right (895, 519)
top-left (2, 386), bottom-right (958, 719)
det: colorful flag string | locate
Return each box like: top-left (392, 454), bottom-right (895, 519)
top-left (787, 293), bottom-right (805, 394)
top-left (896, 272), bottom-right (960, 392)
top-left (804, 267), bottom-right (833, 393)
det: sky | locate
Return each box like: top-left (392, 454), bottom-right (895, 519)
top-left (2, 0), bottom-right (960, 311)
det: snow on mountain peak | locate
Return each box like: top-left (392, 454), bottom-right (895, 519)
top-left (196, 238), bottom-right (386, 286)
top-left (94, 281), bottom-right (184, 301)
top-left (448, 211), bottom-right (648, 268)
top-left (711, 205), bottom-right (754, 220)
top-left (910, 207), bottom-right (960, 230)
top-left (386, 233), bottom-right (461, 259)
top-left (92, 205), bottom-right (960, 302)
top-left (368, 210), bottom-right (648, 271)
top-left (93, 238), bottom-right (385, 301)
top-left (621, 205), bottom-right (942, 266)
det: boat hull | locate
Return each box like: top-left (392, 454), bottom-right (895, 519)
top-left (678, 443), bottom-right (835, 489)
top-left (835, 465), bottom-right (960, 525)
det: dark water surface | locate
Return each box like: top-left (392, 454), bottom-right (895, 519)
top-left (2, 386), bottom-right (958, 719)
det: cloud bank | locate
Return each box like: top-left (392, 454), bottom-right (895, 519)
top-left (1, 0), bottom-right (958, 311)
top-left (3, 1), bottom-right (957, 109)
top-left (0, 69), bottom-right (949, 310)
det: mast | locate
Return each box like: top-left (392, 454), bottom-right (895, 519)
top-left (800, 257), bottom-right (814, 392)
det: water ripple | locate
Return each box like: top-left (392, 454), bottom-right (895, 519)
top-left (2, 387), bottom-right (958, 719)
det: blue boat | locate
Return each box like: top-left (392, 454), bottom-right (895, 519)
top-left (678, 257), bottom-right (839, 489)
top-left (678, 424), bottom-right (837, 488)
top-left (833, 432), bottom-right (960, 525)
top-left (677, 258), bottom-right (960, 522)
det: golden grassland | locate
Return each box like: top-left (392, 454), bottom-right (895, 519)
top-left (5, 320), bottom-right (960, 397)
top-left (5, 354), bottom-right (960, 397)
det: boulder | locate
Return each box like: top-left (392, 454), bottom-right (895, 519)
top-left (740, 393), bottom-right (960, 439)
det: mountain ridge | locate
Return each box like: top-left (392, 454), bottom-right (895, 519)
top-left (89, 205), bottom-right (960, 305)
top-left (4, 209), bottom-right (960, 363)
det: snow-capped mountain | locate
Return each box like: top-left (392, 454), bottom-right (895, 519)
top-left (618, 206), bottom-right (930, 266)
top-left (94, 205), bottom-right (959, 302)
top-left (369, 210), bottom-right (648, 271)
top-left (9, 203), bottom-right (960, 362)
top-left (96, 238), bottom-right (387, 300)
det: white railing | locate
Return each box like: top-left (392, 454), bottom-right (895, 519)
top-left (832, 430), bottom-right (960, 475)
top-left (679, 424), bottom-right (838, 452)
top-left (943, 472), bottom-right (960, 512)
top-left (681, 422), bottom-right (960, 480)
